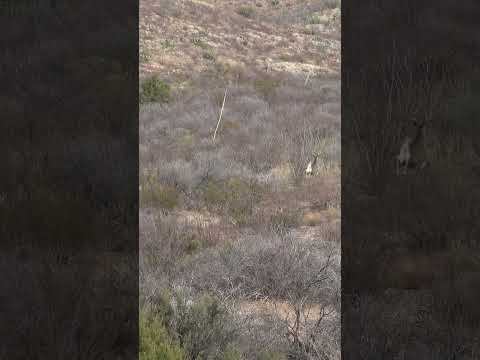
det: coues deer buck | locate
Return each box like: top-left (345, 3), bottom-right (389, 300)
top-left (396, 116), bottom-right (430, 175)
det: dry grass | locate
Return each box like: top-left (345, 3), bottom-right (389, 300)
top-left (140, 0), bottom-right (340, 79)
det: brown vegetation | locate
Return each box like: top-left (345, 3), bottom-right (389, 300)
top-left (140, 0), bottom-right (340, 357)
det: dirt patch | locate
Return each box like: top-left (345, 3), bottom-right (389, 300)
top-left (238, 299), bottom-right (330, 324)
top-left (302, 207), bottom-right (340, 226)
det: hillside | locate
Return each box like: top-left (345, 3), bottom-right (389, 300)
top-left (140, 0), bottom-right (340, 79)
top-left (139, 1), bottom-right (341, 358)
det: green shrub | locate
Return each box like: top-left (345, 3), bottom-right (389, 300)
top-left (140, 175), bottom-right (179, 210)
top-left (191, 37), bottom-right (208, 49)
top-left (161, 39), bottom-right (176, 50)
top-left (140, 310), bottom-right (185, 360)
top-left (179, 295), bottom-right (235, 358)
top-left (237, 6), bottom-right (255, 18)
top-left (140, 75), bottom-right (171, 104)
top-left (308, 14), bottom-right (322, 24)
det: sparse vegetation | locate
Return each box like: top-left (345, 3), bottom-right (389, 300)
top-left (202, 51), bottom-right (215, 61)
top-left (140, 72), bottom-right (340, 359)
top-left (308, 14), bottom-right (323, 25)
top-left (270, 209), bottom-right (300, 233)
top-left (140, 75), bottom-right (171, 104)
top-left (237, 6), bottom-right (255, 18)
top-left (140, 0), bottom-right (340, 358)
top-left (140, 310), bottom-right (185, 360)
top-left (254, 78), bottom-right (281, 98)
top-left (191, 37), bottom-right (209, 49)
top-left (140, 47), bottom-right (151, 63)
top-left (140, 181), bottom-right (179, 210)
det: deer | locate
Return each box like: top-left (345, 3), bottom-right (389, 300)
top-left (396, 136), bottom-right (412, 175)
top-left (396, 116), bottom-right (429, 175)
top-left (305, 153), bottom-right (319, 177)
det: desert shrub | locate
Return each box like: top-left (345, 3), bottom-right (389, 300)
top-left (140, 214), bottom-right (205, 282)
top-left (237, 6), bottom-right (255, 18)
top-left (191, 37), bottom-right (209, 49)
top-left (140, 178), bottom-right (179, 210)
top-left (178, 133), bottom-right (195, 147)
top-left (149, 150), bottom-right (252, 198)
top-left (269, 210), bottom-right (299, 233)
top-left (324, 0), bottom-right (341, 9)
top-left (140, 47), bottom-right (151, 63)
top-left (140, 310), bottom-right (185, 360)
top-left (144, 290), bottom-right (245, 358)
top-left (259, 351), bottom-right (287, 360)
top-left (140, 75), bottom-right (171, 104)
top-left (188, 232), bottom-right (339, 305)
top-left (185, 233), bottom-right (340, 357)
top-left (221, 345), bottom-right (244, 360)
top-left (202, 177), bottom-right (262, 225)
top-left (162, 292), bottom-right (240, 360)
top-left (161, 39), bottom-right (176, 50)
top-left (308, 14), bottom-right (322, 24)
top-left (312, 134), bottom-right (341, 174)
top-left (155, 160), bottom-right (197, 194)
top-left (203, 180), bottom-right (228, 205)
top-left (202, 51), bottom-right (215, 61)
top-left (254, 78), bottom-right (281, 98)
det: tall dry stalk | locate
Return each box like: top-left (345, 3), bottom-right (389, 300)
top-left (213, 88), bottom-right (228, 141)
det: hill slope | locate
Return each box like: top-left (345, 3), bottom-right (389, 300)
top-left (140, 0), bottom-right (340, 79)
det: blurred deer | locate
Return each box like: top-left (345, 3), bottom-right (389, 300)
top-left (305, 153), bottom-right (319, 177)
top-left (396, 117), bottom-right (429, 175)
